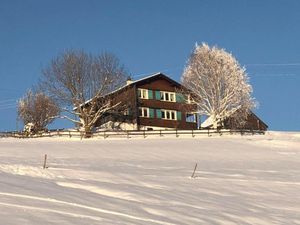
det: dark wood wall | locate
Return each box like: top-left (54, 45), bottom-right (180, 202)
top-left (94, 86), bottom-right (138, 128)
top-left (243, 113), bottom-right (268, 131)
top-left (136, 77), bottom-right (197, 130)
top-left (224, 112), bottom-right (268, 131)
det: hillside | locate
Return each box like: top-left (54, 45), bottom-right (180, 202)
top-left (0, 132), bottom-right (299, 224)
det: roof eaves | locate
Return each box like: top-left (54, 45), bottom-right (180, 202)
top-left (74, 72), bottom-right (163, 110)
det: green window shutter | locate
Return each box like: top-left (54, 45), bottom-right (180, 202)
top-left (156, 109), bottom-right (161, 119)
top-left (148, 90), bottom-right (153, 99)
top-left (149, 108), bottom-right (155, 118)
top-left (177, 111), bottom-right (182, 121)
top-left (176, 93), bottom-right (185, 103)
top-left (155, 90), bottom-right (161, 100)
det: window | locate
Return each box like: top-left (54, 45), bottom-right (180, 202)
top-left (170, 93), bottom-right (175, 102)
top-left (160, 91), bottom-right (176, 102)
top-left (171, 111), bottom-right (176, 120)
top-left (138, 88), bottom-right (148, 99)
top-left (139, 107), bottom-right (149, 117)
top-left (186, 113), bottom-right (196, 123)
top-left (161, 110), bottom-right (165, 119)
top-left (187, 94), bottom-right (196, 104)
top-left (161, 109), bottom-right (177, 120)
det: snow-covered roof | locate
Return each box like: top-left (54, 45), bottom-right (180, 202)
top-left (104, 72), bottom-right (162, 97)
top-left (201, 116), bottom-right (214, 128)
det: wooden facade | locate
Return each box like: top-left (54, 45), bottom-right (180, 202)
top-left (224, 111), bottom-right (268, 131)
top-left (94, 73), bottom-right (198, 130)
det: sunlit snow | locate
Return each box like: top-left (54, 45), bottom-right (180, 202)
top-left (0, 132), bottom-right (299, 224)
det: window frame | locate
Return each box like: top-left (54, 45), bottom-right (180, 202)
top-left (138, 88), bottom-right (148, 99)
top-left (160, 91), bottom-right (176, 102)
top-left (161, 109), bottom-right (177, 120)
top-left (139, 107), bottom-right (150, 118)
top-left (186, 113), bottom-right (196, 123)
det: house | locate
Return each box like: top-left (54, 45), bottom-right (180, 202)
top-left (82, 72), bottom-right (268, 131)
top-left (92, 72), bottom-right (199, 130)
top-left (201, 111), bottom-right (268, 131)
top-left (223, 111), bottom-right (268, 131)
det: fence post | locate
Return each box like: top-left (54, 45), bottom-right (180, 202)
top-left (192, 129), bottom-right (194, 137)
top-left (176, 129), bottom-right (179, 137)
top-left (143, 130), bottom-right (146, 138)
top-left (69, 131), bottom-right (71, 138)
top-left (160, 130), bottom-right (162, 137)
top-left (104, 131), bottom-right (106, 139)
top-left (208, 128), bottom-right (210, 137)
top-left (191, 163), bottom-right (198, 178)
top-left (127, 130), bottom-right (129, 139)
top-left (43, 154), bottom-right (48, 169)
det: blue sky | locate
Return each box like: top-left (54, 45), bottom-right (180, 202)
top-left (0, 0), bottom-right (299, 131)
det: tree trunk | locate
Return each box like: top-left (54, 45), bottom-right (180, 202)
top-left (212, 115), bottom-right (218, 129)
top-left (84, 125), bottom-right (92, 138)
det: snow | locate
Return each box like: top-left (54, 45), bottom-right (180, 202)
top-left (201, 115), bottom-right (213, 128)
top-left (0, 132), bottom-right (300, 224)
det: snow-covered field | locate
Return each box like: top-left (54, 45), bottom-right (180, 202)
top-left (0, 132), bottom-right (300, 225)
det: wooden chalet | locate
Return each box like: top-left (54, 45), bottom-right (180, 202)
top-left (83, 72), bottom-right (268, 131)
top-left (93, 72), bottom-right (199, 130)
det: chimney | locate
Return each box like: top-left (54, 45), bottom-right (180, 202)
top-left (126, 76), bottom-right (133, 85)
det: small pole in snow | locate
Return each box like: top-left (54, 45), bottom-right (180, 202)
top-left (43, 154), bottom-right (48, 169)
top-left (191, 163), bottom-right (198, 178)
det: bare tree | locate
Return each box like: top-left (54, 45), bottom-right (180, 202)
top-left (181, 43), bottom-right (256, 128)
top-left (18, 90), bottom-right (59, 133)
top-left (40, 50), bottom-right (128, 137)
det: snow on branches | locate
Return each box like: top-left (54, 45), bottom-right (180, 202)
top-left (182, 43), bottom-right (256, 128)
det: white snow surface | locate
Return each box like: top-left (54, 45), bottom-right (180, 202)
top-left (0, 131), bottom-right (300, 224)
top-left (201, 116), bottom-right (214, 128)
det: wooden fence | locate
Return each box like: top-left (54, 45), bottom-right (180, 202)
top-left (0, 128), bottom-right (265, 139)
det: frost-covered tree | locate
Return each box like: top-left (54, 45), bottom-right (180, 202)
top-left (40, 50), bottom-right (128, 137)
top-left (182, 43), bottom-right (256, 128)
top-left (18, 90), bottom-right (59, 133)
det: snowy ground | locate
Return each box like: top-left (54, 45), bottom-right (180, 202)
top-left (0, 132), bottom-right (300, 225)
